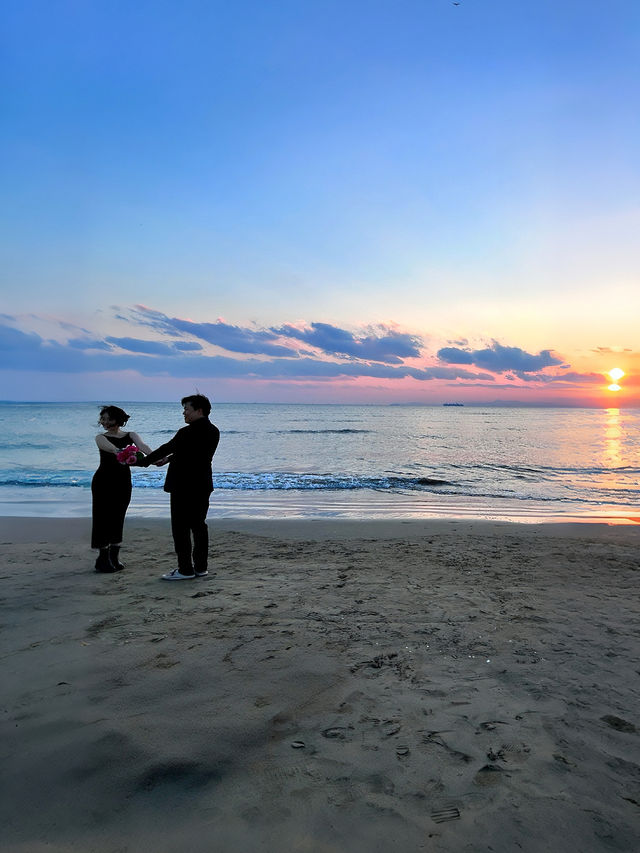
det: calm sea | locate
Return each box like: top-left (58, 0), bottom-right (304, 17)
top-left (1, 402), bottom-right (639, 522)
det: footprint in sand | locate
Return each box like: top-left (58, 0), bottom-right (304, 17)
top-left (601, 714), bottom-right (636, 733)
top-left (498, 742), bottom-right (531, 764)
top-left (478, 720), bottom-right (509, 731)
top-left (86, 615), bottom-right (122, 636)
top-left (357, 716), bottom-right (403, 740)
top-left (322, 725), bottom-right (353, 740)
top-left (473, 764), bottom-right (504, 786)
top-left (136, 760), bottom-right (222, 792)
top-left (422, 731), bottom-right (473, 764)
top-left (431, 805), bottom-right (461, 823)
top-left (153, 652), bottom-right (179, 669)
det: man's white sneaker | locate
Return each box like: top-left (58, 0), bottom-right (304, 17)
top-left (194, 569), bottom-right (209, 577)
top-left (161, 568), bottom-right (195, 581)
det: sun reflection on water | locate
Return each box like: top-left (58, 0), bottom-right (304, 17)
top-left (603, 408), bottom-right (622, 468)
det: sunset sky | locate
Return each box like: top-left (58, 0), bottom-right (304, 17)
top-left (2, 0), bottom-right (639, 405)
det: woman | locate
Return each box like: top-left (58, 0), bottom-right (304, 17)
top-left (91, 405), bottom-right (151, 573)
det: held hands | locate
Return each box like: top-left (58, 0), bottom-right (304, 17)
top-left (132, 455), bottom-right (170, 467)
top-left (124, 450), bottom-right (171, 467)
top-left (116, 445), bottom-right (145, 465)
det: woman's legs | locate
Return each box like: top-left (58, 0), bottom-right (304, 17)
top-left (91, 475), bottom-right (131, 571)
top-left (95, 546), bottom-right (117, 572)
top-left (108, 545), bottom-right (125, 570)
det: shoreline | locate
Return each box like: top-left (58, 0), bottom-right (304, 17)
top-left (3, 514), bottom-right (640, 544)
top-left (2, 516), bottom-right (639, 851)
top-left (1, 486), bottom-right (639, 525)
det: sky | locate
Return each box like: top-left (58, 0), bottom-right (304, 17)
top-left (2, 0), bottom-right (639, 405)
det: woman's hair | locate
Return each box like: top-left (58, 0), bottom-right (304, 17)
top-left (99, 405), bottom-right (130, 427)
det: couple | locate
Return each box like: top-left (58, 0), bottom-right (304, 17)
top-left (91, 394), bottom-right (220, 580)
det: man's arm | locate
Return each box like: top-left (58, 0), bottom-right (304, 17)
top-left (139, 433), bottom-right (179, 467)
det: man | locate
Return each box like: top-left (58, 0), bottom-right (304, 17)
top-left (140, 394), bottom-right (220, 580)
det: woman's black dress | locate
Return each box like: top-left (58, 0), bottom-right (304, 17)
top-left (91, 433), bottom-right (133, 549)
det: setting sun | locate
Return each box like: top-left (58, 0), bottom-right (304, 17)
top-left (608, 384), bottom-right (622, 392)
top-left (608, 367), bottom-right (625, 382)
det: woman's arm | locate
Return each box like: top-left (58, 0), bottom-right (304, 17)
top-left (129, 432), bottom-right (152, 455)
top-left (95, 434), bottom-right (119, 454)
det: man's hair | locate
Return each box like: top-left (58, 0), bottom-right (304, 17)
top-left (181, 394), bottom-right (211, 417)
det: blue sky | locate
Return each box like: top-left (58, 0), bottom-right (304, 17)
top-left (2, 0), bottom-right (639, 404)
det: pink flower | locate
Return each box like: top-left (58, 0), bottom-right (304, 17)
top-left (117, 444), bottom-right (142, 465)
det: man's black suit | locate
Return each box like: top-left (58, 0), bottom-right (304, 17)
top-left (143, 417), bottom-right (220, 574)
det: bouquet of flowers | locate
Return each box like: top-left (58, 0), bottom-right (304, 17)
top-left (116, 444), bottom-right (145, 465)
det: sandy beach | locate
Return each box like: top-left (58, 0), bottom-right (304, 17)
top-left (1, 516), bottom-right (639, 852)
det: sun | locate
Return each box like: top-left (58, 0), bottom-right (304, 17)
top-left (606, 367), bottom-right (624, 392)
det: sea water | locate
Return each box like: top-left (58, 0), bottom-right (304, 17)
top-left (1, 402), bottom-right (639, 521)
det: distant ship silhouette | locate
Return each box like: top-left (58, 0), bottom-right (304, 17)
top-left (442, 402), bottom-right (464, 406)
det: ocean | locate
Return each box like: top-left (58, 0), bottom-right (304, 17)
top-left (1, 402), bottom-right (639, 522)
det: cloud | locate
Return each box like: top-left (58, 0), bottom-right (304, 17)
top-left (129, 306), bottom-right (298, 357)
top-left (0, 324), bottom-right (95, 372)
top-left (174, 341), bottom-right (203, 352)
top-left (67, 337), bottom-right (113, 351)
top-left (437, 342), bottom-right (563, 373)
top-left (3, 314), bottom-right (606, 398)
top-left (105, 336), bottom-right (177, 355)
top-left (126, 307), bottom-right (422, 363)
top-left (68, 333), bottom-right (203, 355)
top-left (0, 324), bottom-right (43, 353)
top-left (513, 371), bottom-right (603, 385)
top-left (91, 353), bottom-right (488, 383)
top-left (58, 320), bottom-right (93, 335)
top-left (437, 347), bottom-right (474, 365)
top-left (272, 322), bottom-right (422, 364)
top-left (0, 321), bottom-right (491, 383)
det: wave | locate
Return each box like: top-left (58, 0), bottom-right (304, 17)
top-left (453, 462), bottom-right (640, 476)
top-left (2, 469), bottom-right (638, 507)
top-left (0, 470), bottom-right (90, 487)
top-left (212, 473), bottom-right (453, 490)
top-left (2, 464), bottom-right (639, 508)
top-left (0, 469), bottom-right (451, 491)
top-left (0, 442), bottom-right (52, 450)
top-left (195, 428), bottom-right (371, 436)
top-left (275, 429), bottom-right (372, 435)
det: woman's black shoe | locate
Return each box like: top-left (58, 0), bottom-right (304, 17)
top-left (109, 545), bottom-right (125, 571)
top-left (95, 548), bottom-right (118, 573)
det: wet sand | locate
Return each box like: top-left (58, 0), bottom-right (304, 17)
top-left (1, 516), bottom-right (639, 852)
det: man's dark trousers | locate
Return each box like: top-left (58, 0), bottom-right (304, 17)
top-left (170, 491), bottom-right (211, 574)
